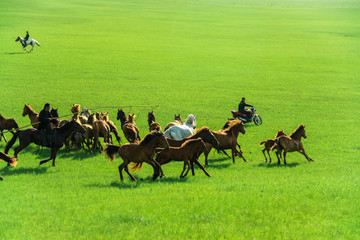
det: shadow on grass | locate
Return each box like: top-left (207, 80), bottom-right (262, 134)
top-left (0, 165), bottom-right (49, 176)
top-left (256, 162), bottom-right (300, 168)
top-left (4, 52), bottom-right (26, 55)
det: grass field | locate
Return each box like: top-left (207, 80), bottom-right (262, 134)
top-left (1, 0), bottom-right (360, 239)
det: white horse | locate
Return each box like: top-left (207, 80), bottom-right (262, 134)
top-left (15, 36), bottom-right (41, 52)
top-left (164, 114), bottom-right (196, 140)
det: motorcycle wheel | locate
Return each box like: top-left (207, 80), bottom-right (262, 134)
top-left (254, 115), bottom-right (262, 126)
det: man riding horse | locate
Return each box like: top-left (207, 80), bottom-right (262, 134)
top-left (38, 103), bottom-right (57, 146)
top-left (22, 31), bottom-right (29, 47)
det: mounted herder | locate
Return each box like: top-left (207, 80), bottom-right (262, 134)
top-left (15, 31), bottom-right (41, 52)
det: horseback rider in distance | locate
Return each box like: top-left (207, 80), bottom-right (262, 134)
top-left (22, 31), bottom-right (29, 47)
top-left (238, 97), bottom-right (253, 120)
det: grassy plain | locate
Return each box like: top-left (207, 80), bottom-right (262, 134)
top-left (0, 0), bottom-right (359, 239)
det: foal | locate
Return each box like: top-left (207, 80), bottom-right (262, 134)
top-left (272, 124), bottom-right (314, 165)
top-left (259, 130), bottom-right (286, 163)
top-left (104, 131), bottom-right (169, 182)
top-left (156, 138), bottom-right (209, 178)
top-left (117, 109), bottom-right (140, 143)
top-left (0, 114), bottom-right (19, 143)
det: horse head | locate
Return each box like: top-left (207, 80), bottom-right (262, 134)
top-left (148, 111), bottom-right (155, 125)
top-left (80, 108), bottom-right (91, 117)
top-left (117, 109), bottom-right (126, 121)
top-left (22, 105), bottom-right (29, 116)
top-left (15, 36), bottom-right (22, 42)
top-left (185, 114), bottom-right (196, 129)
top-left (196, 127), bottom-right (219, 147)
top-left (174, 114), bottom-right (183, 124)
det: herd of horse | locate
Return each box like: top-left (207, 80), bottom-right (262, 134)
top-left (0, 104), bottom-right (314, 181)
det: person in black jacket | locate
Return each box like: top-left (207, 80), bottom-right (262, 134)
top-left (238, 97), bottom-right (253, 119)
top-left (23, 31), bottom-right (29, 47)
top-left (38, 103), bottom-right (57, 145)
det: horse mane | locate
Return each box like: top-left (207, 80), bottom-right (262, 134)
top-left (25, 104), bottom-right (37, 114)
top-left (290, 124), bottom-right (305, 138)
top-left (180, 138), bottom-right (202, 147)
top-left (195, 126), bottom-right (209, 134)
top-left (55, 120), bottom-right (75, 133)
top-left (139, 131), bottom-right (162, 146)
top-left (223, 120), bottom-right (242, 133)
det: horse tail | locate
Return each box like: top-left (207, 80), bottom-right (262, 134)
top-left (103, 144), bottom-right (121, 162)
top-left (259, 140), bottom-right (267, 145)
top-left (5, 131), bottom-right (19, 154)
top-left (130, 162), bottom-right (143, 171)
top-left (0, 151), bottom-right (17, 167)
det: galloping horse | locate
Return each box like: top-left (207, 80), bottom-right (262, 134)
top-left (117, 109), bottom-right (140, 143)
top-left (164, 114), bottom-right (183, 131)
top-left (164, 114), bottom-right (196, 140)
top-left (156, 138), bottom-right (209, 178)
top-left (101, 113), bottom-right (121, 144)
top-left (148, 111), bottom-right (161, 132)
top-left (0, 151), bottom-right (18, 181)
top-left (104, 131), bottom-right (169, 182)
top-left (259, 130), bottom-right (287, 163)
top-left (88, 114), bottom-right (111, 153)
top-left (0, 114), bottom-right (19, 143)
top-left (204, 119), bottom-right (247, 165)
top-left (5, 120), bottom-right (85, 166)
top-left (272, 124), bottom-right (314, 165)
top-left (22, 104), bottom-right (39, 128)
top-left (15, 36), bottom-right (41, 52)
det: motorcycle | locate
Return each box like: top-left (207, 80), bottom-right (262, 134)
top-left (230, 107), bottom-right (262, 126)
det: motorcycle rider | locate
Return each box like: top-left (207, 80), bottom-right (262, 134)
top-left (238, 97), bottom-right (253, 120)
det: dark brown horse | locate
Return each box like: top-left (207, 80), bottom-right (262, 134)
top-left (22, 104), bottom-right (39, 128)
top-left (156, 138), bottom-right (210, 178)
top-left (204, 119), bottom-right (247, 165)
top-left (117, 109), bottom-right (140, 143)
top-left (148, 111), bottom-right (162, 132)
top-left (0, 151), bottom-right (18, 181)
top-left (164, 114), bottom-right (183, 131)
top-left (5, 120), bottom-right (85, 166)
top-left (0, 113), bottom-right (19, 143)
top-left (272, 124), bottom-right (314, 165)
top-left (104, 131), bottom-right (169, 182)
top-left (259, 130), bottom-right (287, 163)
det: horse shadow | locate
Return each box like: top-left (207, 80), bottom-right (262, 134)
top-left (4, 52), bottom-right (26, 55)
top-left (256, 162), bottom-right (300, 168)
top-left (0, 165), bottom-right (49, 176)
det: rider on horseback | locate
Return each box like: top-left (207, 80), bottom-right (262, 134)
top-left (38, 103), bottom-right (57, 145)
top-left (22, 31), bottom-right (29, 47)
top-left (238, 97), bottom-right (253, 120)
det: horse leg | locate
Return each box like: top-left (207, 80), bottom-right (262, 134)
top-left (299, 148), bottom-right (314, 162)
top-left (192, 156), bottom-right (211, 177)
top-left (235, 148), bottom-right (247, 162)
top-left (262, 149), bottom-right (267, 162)
top-left (221, 150), bottom-right (232, 159)
top-left (118, 162), bottom-right (128, 181)
top-left (179, 161), bottom-right (189, 178)
top-left (123, 164), bottom-right (137, 181)
top-left (267, 149), bottom-right (272, 163)
top-left (153, 160), bottom-right (165, 178)
top-left (39, 148), bottom-right (58, 166)
top-left (283, 151), bottom-right (287, 165)
top-left (147, 160), bottom-right (160, 181)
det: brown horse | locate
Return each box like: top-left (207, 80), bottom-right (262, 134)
top-left (104, 131), bottom-right (169, 181)
top-left (117, 109), bottom-right (140, 143)
top-left (5, 120), bottom-right (85, 166)
top-left (164, 114), bottom-right (183, 131)
top-left (148, 111), bottom-right (162, 132)
top-left (101, 113), bottom-right (121, 144)
top-left (88, 114), bottom-right (111, 153)
top-left (259, 130), bottom-right (287, 163)
top-left (0, 114), bottom-right (19, 143)
top-left (0, 151), bottom-right (18, 181)
top-left (156, 138), bottom-right (210, 178)
top-left (204, 119), bottom-right (247, 165)
top-left (272, 124), bottom-right (314, 165)
top-left (22, 104), bottom-right (39, 128)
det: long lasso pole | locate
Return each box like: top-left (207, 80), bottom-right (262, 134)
top-left (0, 105), bottom-right (159, 134)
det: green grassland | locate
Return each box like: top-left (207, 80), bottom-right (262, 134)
top-left (1, 0), bottom-right (359, 239)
